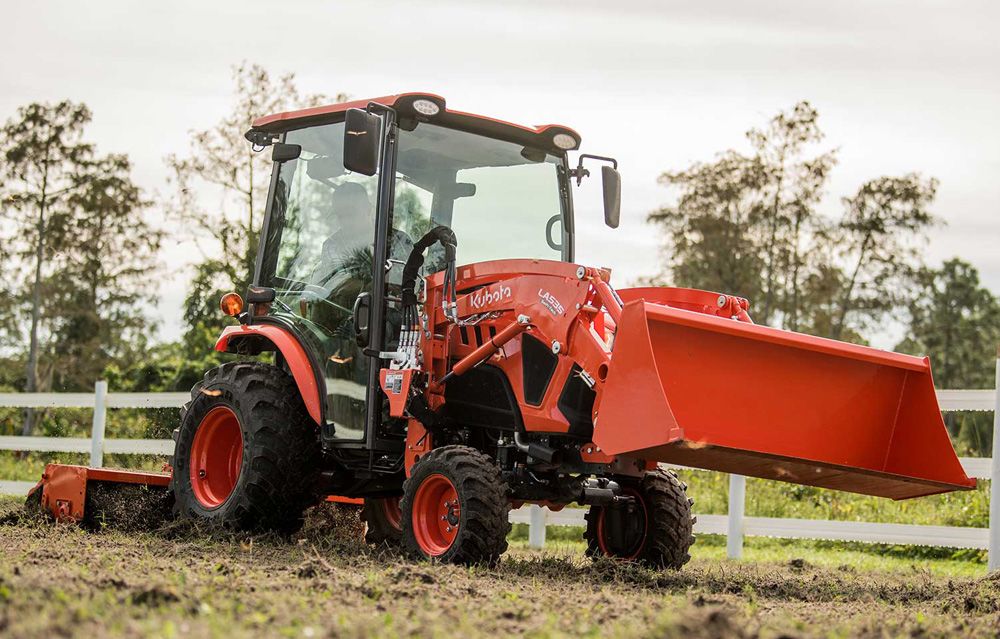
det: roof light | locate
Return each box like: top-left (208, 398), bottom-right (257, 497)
top-left (412, 99), bottom-right (440, 116)
top-left (552, 133), bottom-right (577, 150)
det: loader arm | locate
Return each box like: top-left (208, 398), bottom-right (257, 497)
top-left (414, 259), bottom-right (974, 499)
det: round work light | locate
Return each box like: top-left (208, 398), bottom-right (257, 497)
top-left (412, 99), bottom-right (441, 116)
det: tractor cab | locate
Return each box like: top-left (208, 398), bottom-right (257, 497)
top-left (240, 93), bottom-right (620, 458)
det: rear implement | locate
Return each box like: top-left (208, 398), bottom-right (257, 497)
top-left (28, 464), bottom-right (172, 529)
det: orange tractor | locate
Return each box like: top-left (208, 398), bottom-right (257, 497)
top-left (29, 93), bottom-right (975, 567)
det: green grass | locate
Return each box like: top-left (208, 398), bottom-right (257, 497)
top-left (0, 451), bottom-right (169, 482)
top-left (509, 524), bottom-right (988, 578)
top-left (678, 468), bottom-right (991, 528)
top-left (692, 534), bottom-right (987, 577)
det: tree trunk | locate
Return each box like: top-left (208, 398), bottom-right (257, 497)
top-left (788, 212), bottom-right (803, 331)
top-left (760, 146), bottom-right (788, 325)
top-left (21, 159), bottom-right (49, 437)
top-left (831, 233), bottom-right (871, 341)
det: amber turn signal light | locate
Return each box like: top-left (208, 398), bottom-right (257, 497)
top-left (220, 292), bottom-right (244, 316)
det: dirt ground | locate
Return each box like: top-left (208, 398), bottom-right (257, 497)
top-left (2, 497), bottom-right (999, 638)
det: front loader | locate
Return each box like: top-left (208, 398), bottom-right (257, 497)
top-left (28, 93), bottom-right (975, 567)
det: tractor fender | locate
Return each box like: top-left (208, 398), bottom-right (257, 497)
top-left (215, 324), bottom-right (323, 425)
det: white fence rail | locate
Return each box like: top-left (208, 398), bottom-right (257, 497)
top-left (1, 369), bottom-right (999, 567)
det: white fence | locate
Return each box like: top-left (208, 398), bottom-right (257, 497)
top-left (0, 382), bottom-right (185, 495)
top-left (2, 368), bottom-right (999, 568)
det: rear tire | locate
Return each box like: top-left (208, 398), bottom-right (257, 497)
top-left (401, 446), bottom-right (510, 566)
top-left (361, 496), bottom-right (403, 546)
top-left (584, 469), bottom-right (695, 569)
top-left (172, 362), bottom-right (321, 533)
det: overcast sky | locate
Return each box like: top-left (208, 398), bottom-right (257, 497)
top-left (3, 1), bottom-right (998, 346)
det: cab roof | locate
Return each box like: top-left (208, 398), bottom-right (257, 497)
top-left (247, 92), bottom-right (581, 153)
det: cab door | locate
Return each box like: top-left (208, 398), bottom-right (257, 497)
top-left (255, 120), bottom-right (381, 442)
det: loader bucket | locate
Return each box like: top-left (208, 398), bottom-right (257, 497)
top-left (593, 299), bottom-right (976, 499)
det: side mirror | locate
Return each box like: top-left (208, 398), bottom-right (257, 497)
top-left (271, 143), bottom-right (301, 163)
top-left (343, 108), bottom-right (381, 176)
top-left (601, 165), bottom-right (621, 229)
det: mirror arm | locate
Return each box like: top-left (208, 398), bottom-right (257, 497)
top-left (571, 154), bottom-right (619, 186)
top-left (245, 129), bottom-right (279, 151)
top-left (366, 101), bottom-right (397, 117)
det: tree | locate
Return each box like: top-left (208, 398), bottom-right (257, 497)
top-left (166, 62), bottom-right (341, 360)
top-left (830, 174), bottom-right (938, 340)
top-left (1, 102), bottom-right (160, 434)
top-left (1, 101), bottom-right (93, 434)
top-left (896, 259), bottom-right (1000, 454)
top-left (648, 103), bottom-right (941, 344)
top-left (647, 151), bottom-right (768, 302)
top-left (50, 153), bottom-right (161, 390)
top-left (647, 102), bottom-right (836, 329)
top-left (746, 101), bottom-right (837, 329)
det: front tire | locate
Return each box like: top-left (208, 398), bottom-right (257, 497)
top-left (584, 469), bottom-right (695, 569)
top-left (172, 362), bottom-right (321, 532)
top-left (401, 446), bottom-right (510, 566)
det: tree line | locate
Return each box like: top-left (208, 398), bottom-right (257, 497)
top-left (0, 68), bottom-right (997, 452)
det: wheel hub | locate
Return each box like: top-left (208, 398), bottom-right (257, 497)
top-left (443, 500), bottom-right (460, 526)
top-left (189, 405), bottom-right (243, 509)
top-left (411, 474), bottom-right (461, 556)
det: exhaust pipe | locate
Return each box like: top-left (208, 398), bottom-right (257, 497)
top-left (513, 431), bottom-right (560, 464)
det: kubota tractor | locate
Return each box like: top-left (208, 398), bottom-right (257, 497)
top-left (29, 93), bottom-right (975, 567)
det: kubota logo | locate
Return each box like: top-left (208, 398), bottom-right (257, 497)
top-left (538, 289), bottom-right (565, 315)
top-left (469, 284), bottom-right (512, 309)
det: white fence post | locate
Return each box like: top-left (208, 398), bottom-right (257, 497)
top-left (989, 348), bottom-right (1000, 571)
top-left (90, 380), bottom-right (108, 468)
top-left (528, 504), bottom-right (547, 549)
top-left (727, 474), bottom-right (746, 559)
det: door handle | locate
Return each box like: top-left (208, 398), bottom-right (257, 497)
top-left (352, 292), bottom-right (371, 348)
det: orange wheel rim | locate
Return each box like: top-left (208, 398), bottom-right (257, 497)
top-left (596, 487), bottom-right (648, 559)
top-left (382, 496), bottom-right (403, 531)
top-left (189, 405), bottom-right (243, 509)
top-left (411, 474), bottom-right (460, 556)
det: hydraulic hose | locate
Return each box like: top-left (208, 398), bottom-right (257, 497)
top-left (400, 226), bottom-right (457, 308)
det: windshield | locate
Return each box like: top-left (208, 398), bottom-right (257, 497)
top-left (259, 121), bottom-right (568, 296)
top-left (394, 123), bottom-right (568, 267)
